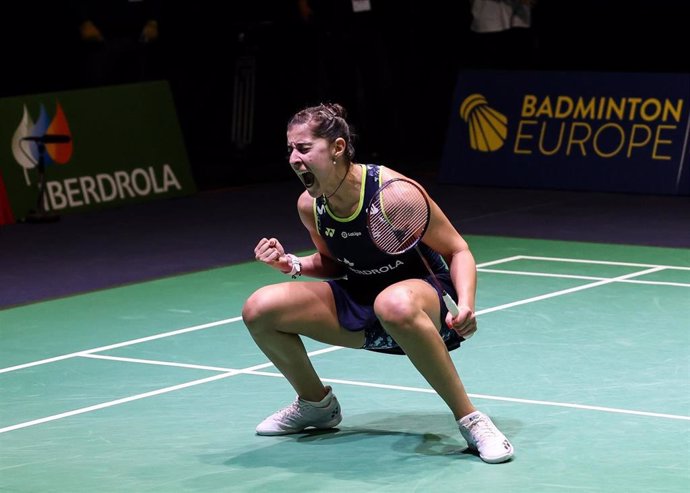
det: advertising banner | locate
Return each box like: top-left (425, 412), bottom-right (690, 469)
top-left (0, 81), bottom-right (196, 225)
top-left (440, 71), bottom-right (690, 195)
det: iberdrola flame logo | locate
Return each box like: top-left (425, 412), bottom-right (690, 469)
top-left (11, 102), bottom-right (73, 186)
top-left (459, 94), bottom-right (508, 152)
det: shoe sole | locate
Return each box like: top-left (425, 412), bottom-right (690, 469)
top-left (477, 446), bottom-right (514, 464)
top-left (256, 416), bottom-right (342, 436)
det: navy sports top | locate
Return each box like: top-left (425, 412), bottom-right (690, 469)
top-left (314, 164), bottom-right (448, 304)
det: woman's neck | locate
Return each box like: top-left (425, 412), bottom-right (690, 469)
top-left (324, 163), bottom-right (361, 216)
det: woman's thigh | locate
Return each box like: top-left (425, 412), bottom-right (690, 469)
top-left (243, 281), bottom-right (365, 349)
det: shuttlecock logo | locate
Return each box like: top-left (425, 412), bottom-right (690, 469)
top-left (459, 94), bottom-right (508, 152)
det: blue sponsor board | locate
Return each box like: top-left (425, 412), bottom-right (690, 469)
top-left (440, 70), bottom-right (690, 195)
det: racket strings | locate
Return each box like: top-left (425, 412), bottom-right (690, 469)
top-left (368, 181), bottom-right (429, 254)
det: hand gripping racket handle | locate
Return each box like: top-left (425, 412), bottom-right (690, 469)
top-left (443, 293), bottom-right (473, 340)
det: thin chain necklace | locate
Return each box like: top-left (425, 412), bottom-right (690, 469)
top-left (323, 166), bottom-right (349, 201)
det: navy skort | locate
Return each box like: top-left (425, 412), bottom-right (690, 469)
top-left (326, 272), bottom-right (464, 355)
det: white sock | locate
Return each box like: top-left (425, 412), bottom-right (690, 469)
top-left (303, 387), bottom-right (332, 408)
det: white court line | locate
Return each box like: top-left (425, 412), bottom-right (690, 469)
top-left (520, 255), bottom-right (690, 271)
top-left (474, 255), bottom-right (524, 268)
top-left (0, 372), bottom-right (237, 434)
top-left (245, 370), bottom-right (690, 422)
top-left (79, 346), bottom-right (344, 373)
top-left (37, 354), bottom-right (690, 423)
top-left (0, 257), bottom-right (518, 376)
top-left (81, 353), bottom-right (239, 372)
top-left (479, 268), bottom-right (605, 282)
top-left (0, 257), bottom-right (684, 433)
top-left (476, 266), bottom-right (666, 315)
top-left (479, 268), bottom-right (690, 288)
top-left (0, 347), bottom-right (343, 434)
top-left (0, 316), bottom-right (243, 375)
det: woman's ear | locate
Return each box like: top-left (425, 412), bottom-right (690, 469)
top-left (333, 137), bottom-right (347, 159)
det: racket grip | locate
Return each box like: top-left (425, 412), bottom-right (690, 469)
top-left (443, 293), bottom-right (473, 340)
top-left (442, 292), bottom-right (460, 317)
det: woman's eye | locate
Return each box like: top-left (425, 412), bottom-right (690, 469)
top-left (287, 144), bottom-right (312, 156)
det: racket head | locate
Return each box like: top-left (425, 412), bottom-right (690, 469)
top-left (366, 178), bottom-right (431, 255)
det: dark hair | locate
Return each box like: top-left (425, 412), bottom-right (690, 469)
top-left (288, 103), bottom-right (356, 160)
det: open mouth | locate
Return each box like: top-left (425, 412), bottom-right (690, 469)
top-left (298, 171), bottom-right (315, 188)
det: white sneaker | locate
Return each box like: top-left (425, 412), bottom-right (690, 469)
top-left (458, 411), bottom-right (514, 463)
top-left (256, 386), bottom-right (342, 436)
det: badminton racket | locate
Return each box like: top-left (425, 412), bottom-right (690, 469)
top-left (366, 178), bottom-right (460, 320)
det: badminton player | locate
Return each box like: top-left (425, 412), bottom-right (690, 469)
top-left (242, 103), bottom-right (514, 464)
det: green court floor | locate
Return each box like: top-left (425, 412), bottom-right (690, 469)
top-left (1, 236), bottom-right (689, 492)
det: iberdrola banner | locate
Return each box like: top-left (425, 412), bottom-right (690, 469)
top-left (0, 81), bottom-right (196, 225)
top-left (440, 70), bottom-right (690, 195)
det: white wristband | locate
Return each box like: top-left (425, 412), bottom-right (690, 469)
top-left (285, 253), bottom-right (302, 278)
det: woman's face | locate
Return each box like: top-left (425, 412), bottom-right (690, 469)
top-left (287, 123), bottom-right (335, 197)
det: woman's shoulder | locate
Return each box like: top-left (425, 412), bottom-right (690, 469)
top-left (378, 165), bottom-right (416, 185)
top-left (297, 190), bottom-right (314, 212)
top-left (296, 190), bottom-right (320, 231)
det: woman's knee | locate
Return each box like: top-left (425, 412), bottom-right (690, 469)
top-left (242, 285), bottom-right (279, 330)
top-left (374, 285), bottom-right (419, 329)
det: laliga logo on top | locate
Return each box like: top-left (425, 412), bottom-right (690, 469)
top-left (11, 102), bottom-right (73, 186)
top-left (459, 94), bottom-right (508, 152)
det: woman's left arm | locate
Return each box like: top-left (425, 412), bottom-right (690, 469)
top-left (423, 197), bottom-right (478, 338)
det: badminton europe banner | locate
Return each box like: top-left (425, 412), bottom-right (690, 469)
top-left (0, 81), bottom-right (196, 225)
top-left (440, 70), bottom-right (690, 195)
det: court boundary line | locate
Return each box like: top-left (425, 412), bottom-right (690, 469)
top-left (475, 265), bottom-right (665, 315)
top-left (4, 254), bottom-right (685, 377)
top-left (4, 344), bottom-right (687, 435)
top-left (2, 255), bottom-right (688, 433)
top-left (0, 317), bottom-right (243, 375)
top-left (0, 257), bottom-right (521, 376)
top-left (0, 348), bottom-right (343, 434)
top-left (76, 354), bottom-right (690, 422)
top-left (479, 268), bottom-right (690, 288)
top-left (518, 255), bottom-right (690, 271)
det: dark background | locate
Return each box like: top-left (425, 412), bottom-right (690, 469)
top-left (2, 1), bottom-right (688, 191)
top-left (2, 1), bottom-right (689, 309)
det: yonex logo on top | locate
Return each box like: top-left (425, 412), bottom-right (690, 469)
top-left (325, 227), bottom-right (335, 237)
